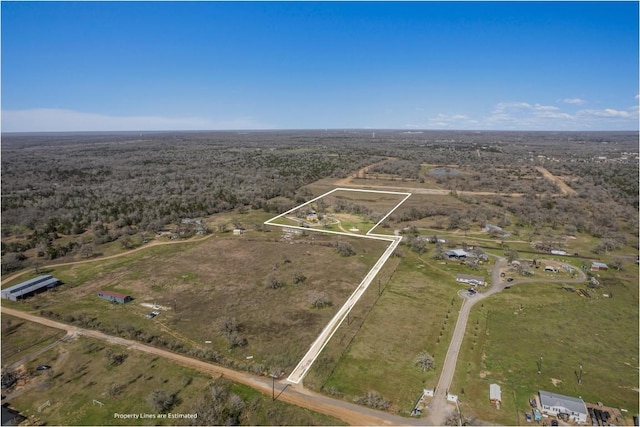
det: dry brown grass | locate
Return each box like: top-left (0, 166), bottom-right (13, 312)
top-left (23, 232), bottom-right (388, 373)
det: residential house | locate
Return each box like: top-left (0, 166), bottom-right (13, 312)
top-left (97, 290), bottom-right (132, 304)
top-left (456, 274), bottom-right (486, 287)
top-left (590, 262), bottom-right (608, 271)
top-left (538, 390), bottom-right (588, 423)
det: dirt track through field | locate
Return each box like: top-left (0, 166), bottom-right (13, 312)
top-left (0, 307), bottom-right (411, 426)
top-left (335, 160), bottom-right (580, 199)
top-left (535, 166), bottom-right (577, 195)
top-left (424, 257), bottom-right (587, 425)
top-left (1, 235), bottom-right (215, 287)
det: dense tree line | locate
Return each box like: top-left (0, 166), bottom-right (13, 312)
top-left (2, 130), bottom-right (637, 272)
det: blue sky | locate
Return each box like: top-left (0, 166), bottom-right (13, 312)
top-left (2, 1), bottom-right (638, 131)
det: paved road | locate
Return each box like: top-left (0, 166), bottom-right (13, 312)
top-left (424, 257), bottom-right (587, 425)
top-left (0, 306), bottom-right (412, 426)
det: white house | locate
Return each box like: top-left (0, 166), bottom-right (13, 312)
top-left (456, 274), bottom-right (486, 287)
top-left (538, 390), bottom-right (588, 423)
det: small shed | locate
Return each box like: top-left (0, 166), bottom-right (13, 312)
top-left (590, 262), bottom-right (608, 271)
top-left (490, 384), bottom-right (502, 404)
top-left (233, 229), bottom-right (244, 236)
top-left (97, 290), bottom-right (132, 304)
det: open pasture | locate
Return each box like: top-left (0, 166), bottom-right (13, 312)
top-left (450, 266), bottom-right (639, 425)
top-left (269, 188), bottom-right (409, 235)
top-left (5, 232), bottom-right (388, 374)
top-left (4, 334), bottom-right (341, 426)
top-left (306, 249), bottom-right (467, 414)
top-left (1, 314), bottom-right (66, 367)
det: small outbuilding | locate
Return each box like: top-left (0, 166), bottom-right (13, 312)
top-left (590, 262), bottom-right (608, 271)
top-left (97, 290), bottom-right (132, 304)
top-left (490, 384), bottom-right (502, 405)
top-left (446, 249), bottom-right (468, 259)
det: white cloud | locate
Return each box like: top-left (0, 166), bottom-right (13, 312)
top-left (562, 98), bottom-right (586, 105)
top-left (533, 104), bottom-right (559, 111)
top-left (579, 108), bottom-right (633, 118)
top-left (483, 101), bottom-right (638, 130)
top-left (1, 108), bottom-right (270, 132)
top-left (493, 102), bottom-right (532, 113)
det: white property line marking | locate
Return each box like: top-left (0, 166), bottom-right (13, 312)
top-left (264, 188), bottom-right (411, 384)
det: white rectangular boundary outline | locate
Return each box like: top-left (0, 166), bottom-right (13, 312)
top-left (264, 187), bottom-right (411, 384)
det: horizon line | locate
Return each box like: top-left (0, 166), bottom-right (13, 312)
top-left (3, 128), bottom-right (639, 135)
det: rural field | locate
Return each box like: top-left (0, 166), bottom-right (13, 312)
top-left (450, 263), bottom-right (639, 425)
top-left (1, 329), bottom-right (342, 426)
top-left (305, 248), bottom-right (495, 414)
top-left (2, 130), bottom-right (638, 425)
top-left (3, 229), bottom-right (389, 376)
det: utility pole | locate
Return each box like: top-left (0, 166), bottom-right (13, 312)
top-left (577, 361), bottom-right (583, 385)
top-left (537, 355), bottom-right (543, 374)
top-left (270, 374), bottom-right (277, 400)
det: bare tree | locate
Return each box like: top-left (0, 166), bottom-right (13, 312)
top-left (308, 291), bottom-right (332, 309)
top-left (147, 389), bottom-right (180, 413)
top-left (414, 351), bottom-right (435, 372)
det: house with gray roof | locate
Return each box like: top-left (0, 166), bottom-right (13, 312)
top-left (445, 249), bottom-right (468, 259)
top-left (539, 390), bottom-right (588, 423)
top-left (456, 274), bottom-right (486, 286)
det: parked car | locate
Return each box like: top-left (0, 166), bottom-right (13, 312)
top-left (507, 277), bottom-right (514, 282)
top-left (525, 412), bottom-right (532, 422)
top-left (36, 365), bottom-right (51, 371)
top-left (551, 420), bottom-right (558, 426)
top-left (145, 312), bottom-right (157, 319)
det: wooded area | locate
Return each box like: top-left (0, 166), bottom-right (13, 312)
top-left (2, 130), bottom-right (638, 273)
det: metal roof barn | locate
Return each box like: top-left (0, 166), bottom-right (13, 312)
top-left (1, 275), bottom-right (61, 301)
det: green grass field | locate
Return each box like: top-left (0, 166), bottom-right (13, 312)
top-left (450, 266), bottom-right (639, 425)
top-left (306, 249), bottom-right (474, 415)
top-left (1, 314), bottom-right (66, 367)
top-left (5, 334), bottom-right (342, 426)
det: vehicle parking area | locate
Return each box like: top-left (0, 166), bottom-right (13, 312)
top-left (585, 403), bottom-right (626, 427)
top-left (526, 395), bottom-right (629, 426)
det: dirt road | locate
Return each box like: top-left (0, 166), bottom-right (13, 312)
top-left (535, 166), bottom-right (577, 196)
top-left (424, 257), bottom-right (586, 425)
top-left (1, 234), bottom-right (215, 287)
top-left (334, 161), bottom-right (584, 199)
top-left (287, 236), bottom-right (401, 384)
top-left (0, 307), bottom-right (411, 426)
